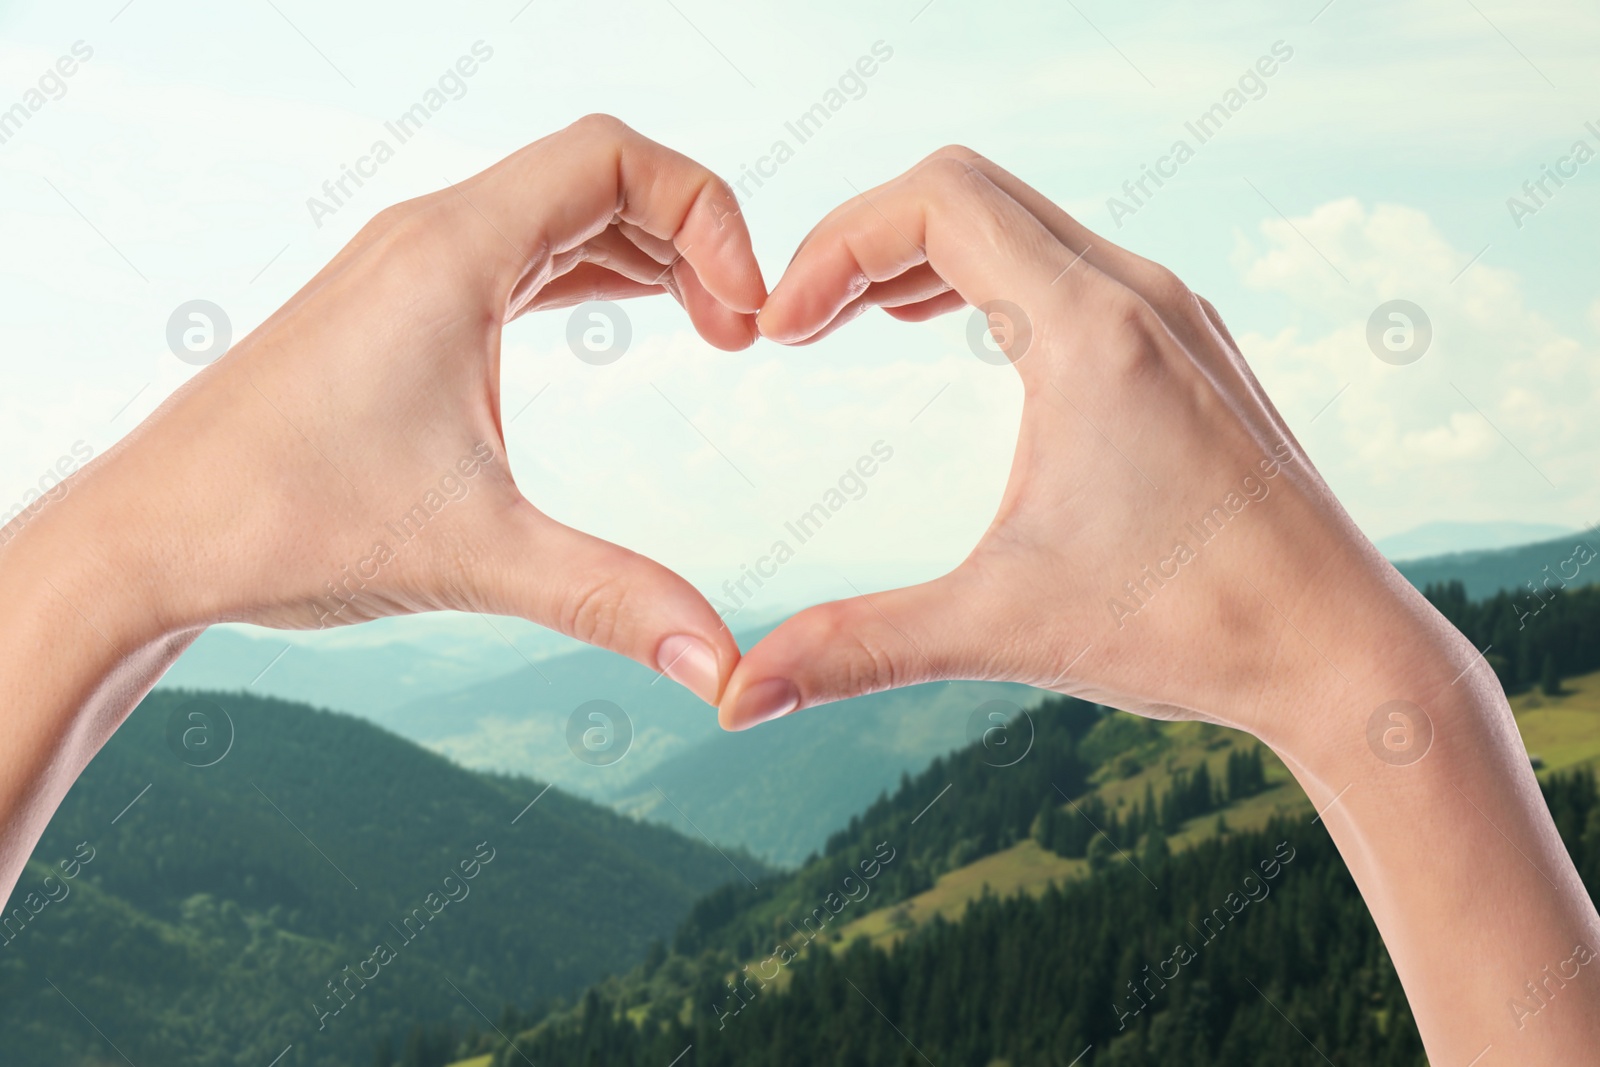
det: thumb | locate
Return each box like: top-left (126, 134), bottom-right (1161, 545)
top-left (467, 503), bottom-right (738, 705)
top-left (718, 572), bottom-right (991, 730)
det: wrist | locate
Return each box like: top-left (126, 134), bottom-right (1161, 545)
top-left (1254, 547), bottom-right (1485, 776)
top-left (0, 451), bottom-right (197, 653)
top-left (1260, 572), bottom-right (1600, 1061)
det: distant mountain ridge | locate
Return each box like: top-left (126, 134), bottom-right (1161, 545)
top-left (1375, 519), bottom-right (1574, 561)
top-left (1394, 529), bottom-right (1599, 600)
top-left (150, 526), bottom-right (1600, 869)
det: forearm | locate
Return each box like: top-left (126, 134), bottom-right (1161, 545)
top-left (1275, 573), bottom-right (1600, 1062)
top-left (0, 475), bottom-right (196, 898)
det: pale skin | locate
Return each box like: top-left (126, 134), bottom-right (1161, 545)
top-left (1, 117), bottom-right (1595, 1062)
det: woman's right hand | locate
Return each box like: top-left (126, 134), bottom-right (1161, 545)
top-left (721, 146), bottom-right (1600, 1066)
top-left (721, 145), bottom-right (1466, 747)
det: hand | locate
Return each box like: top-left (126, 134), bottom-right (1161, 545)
top-left (720, 145), bottom-right (1463, 743)
top-left (718, 147), bottom-right (1600, 1066)
top-left (57, 114), bottom-right (765, 704)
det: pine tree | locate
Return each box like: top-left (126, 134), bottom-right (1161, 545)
top-left (1192, 762), bottom-right (1215, 813)
top-left (1140, 828), bottom-right (1171, 870)
top-left (1086, 833), bottom-right (1114, 873)
top-left (1541, 652), bottom-right (1561, 696)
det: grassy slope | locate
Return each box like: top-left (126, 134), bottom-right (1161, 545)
top-left (833, 722), bottom-right (1309, 952)
top-left (444, 671), bottom-right (1600, 1067)
top-left (1513, 668), bottom-right (1600, 774)
top-left (832, 674), bottom-right (1600, 954)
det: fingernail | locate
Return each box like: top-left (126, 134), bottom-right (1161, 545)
top-left (656, 634), bottom-right (722, 705)
top-left (755, 307), bottom-right (799, 344)
top-left (732, 678), bottom-right (800, 730)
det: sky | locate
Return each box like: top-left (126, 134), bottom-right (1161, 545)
top-left (1, 0), bottom-right (1598, 643)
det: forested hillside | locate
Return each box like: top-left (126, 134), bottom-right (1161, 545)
top-left (1, 689), bottom-right (761, 1067)
top-left (461, 772), bottom-right (1599, 1067)
top-left (415, 575), bottom-right (1600, 1067)
top-left (1425, 578), bottom-right (1600, 692)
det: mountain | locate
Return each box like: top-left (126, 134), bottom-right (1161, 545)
top-left (428, 576), bottom-right (1600, 1067)
top-left (606, 680), bottom-right (1047, 866)
top-left (443, 680), bottom-right (1600, 1067)
top-left (153, 527), bottom-right (1600, 874)
top-left (1394, 530), bottom-right (1598, 600)
top-left (1375, 519), bottom-right (1574, 561)
top-left (159, 618), bottom-right (1055, 867)
top-left (377, 631), bottom-right (750, 794)
top-left (155, 613), bottom-right (581, 720)
top-left (1, 688), bottom-right (763, 1067)
top-left (379, 621), bottom-right (1050, 866)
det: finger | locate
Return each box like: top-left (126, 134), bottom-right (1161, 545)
top-left (883, 289), bottom-right (967, 322)
top-left (717, 571), bottom-right (997, 730)
top-left (670, 259), bottom-right (760, 350)
top-left (757, 157), bottom-right (1132, 376)
top-left (941, 148), bottom-right (1274, 415)
top-left (566, 226), bottom-right (686, 288)
top-left (472, 502), bottom-right (739, 706)
top-left (518, 264), bottom-right (666, 314)
top-left (772, 263), bottom-right (954, 346)
top-left (511, 227), bottom-right (683, 317)
top-left (602, 222), bottom-right (758, 346)
top-left (942, 151), bottom-right (1163, 299)
top-left (868, 263), bottom-right (954, 308)
top-left (616, 220), bottom-right (681, 266)
top-left (461, 114), bottom-right (766, 315)
top-left (526, 233), bottom-right (756, 349)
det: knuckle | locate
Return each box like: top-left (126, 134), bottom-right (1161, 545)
top-left (559, 571), bottom-right (630, 649)
top-left (924, 143), bottom-right (986, 167)
top-left (360, 196), bottom-right (429, 240)
top-left (367, 192), bottom-right (448, 240)
top-left (569, 112), bottom-right (629, 139)
top-left (1142, 264), bottom-right (1193, 311)
top-left (700, 173), bottom-right (740, 215)
top-left (1096, 285), bottom-right (1168, 370)
top-left (839, 632), bottom-right (901, 697)
top-left (914, 153), bottom-right (987, 189)
top-left (797, 602), bottom-right (903, 697)
top-left (356, 195), bottom-right (464, 277)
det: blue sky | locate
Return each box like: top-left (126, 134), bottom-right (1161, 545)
top-left (2, 0), bottom-right (1597, 636)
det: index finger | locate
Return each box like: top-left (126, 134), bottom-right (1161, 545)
top-left (448, 114), bottom-right (767, 316)
top-left (759, 156), bottom-right (1123, 357)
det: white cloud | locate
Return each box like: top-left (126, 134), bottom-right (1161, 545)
top-left (1233, 198), bottom-right (1599, 537)
top-left (4, 0), bottom-right (1600, 602)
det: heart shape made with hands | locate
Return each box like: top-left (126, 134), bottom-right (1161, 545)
top-left (669, 146), bottom-right (1339, 749)
top-left (206, 119), bottom-right (1364, 756)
